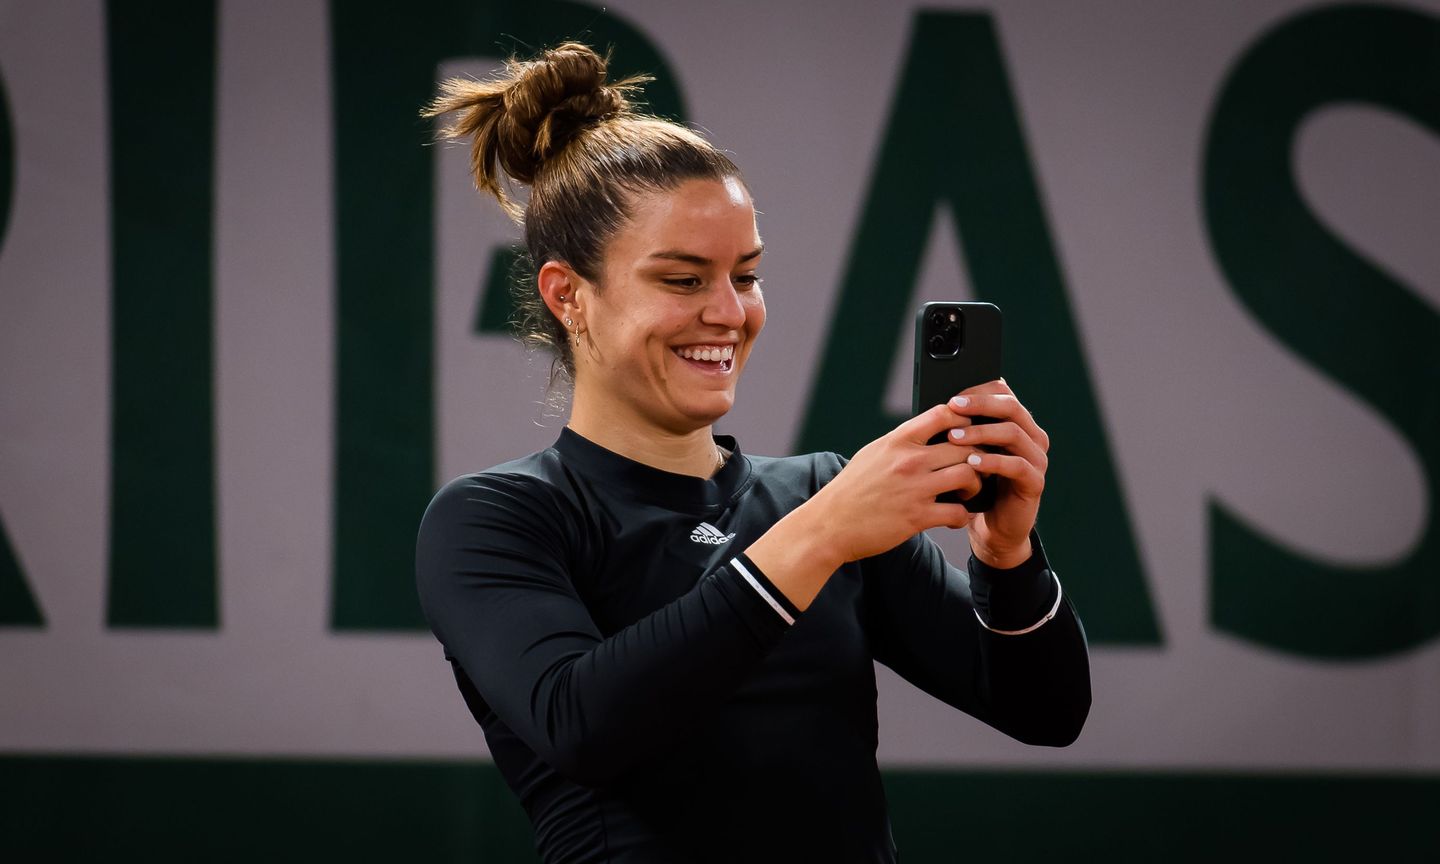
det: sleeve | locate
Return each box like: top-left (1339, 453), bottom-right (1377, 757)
top-left (863, 523), bottom-right (1092, 747)
top-left (415, 473), bottom-right (800, 787)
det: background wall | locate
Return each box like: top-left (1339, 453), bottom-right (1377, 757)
top-left (2, 0), bottom-right (1437, 859)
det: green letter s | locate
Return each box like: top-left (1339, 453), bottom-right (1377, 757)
top-left (1204, 5), bottom-right (1440, 658)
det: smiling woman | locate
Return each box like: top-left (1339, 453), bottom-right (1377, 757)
top-left (559, 175), bottom-right (766, 456)
top-left (416, 41), bottom-right (1091, 864)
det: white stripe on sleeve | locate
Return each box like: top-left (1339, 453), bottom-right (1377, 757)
top-left (730, 557), bottom-right (795, 626)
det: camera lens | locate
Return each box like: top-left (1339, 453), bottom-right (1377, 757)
top-left (925, 306), bottom-right (963, 356)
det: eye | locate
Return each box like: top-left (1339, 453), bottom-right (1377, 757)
top-left (662, 276), bottom-right (703, 291)
top-left (734, 274), bottom-right (763, 291)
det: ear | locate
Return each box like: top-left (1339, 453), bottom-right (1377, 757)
top-left (537, 260), bottom-right (592, 327)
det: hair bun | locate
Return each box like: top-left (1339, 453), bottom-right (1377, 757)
top-left (423, 42), bottom-right (652, 213)
top-left (498, 44), bottom-right (627, 173)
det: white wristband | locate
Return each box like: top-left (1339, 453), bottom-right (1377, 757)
top-left (974, 572), bottom-right (1063, 636)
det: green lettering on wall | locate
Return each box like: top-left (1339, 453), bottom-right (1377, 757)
top-left (0, 511), bottom-right (43, 626)
top-left (105, 0), bottom-right (219, 628)
top-left (1203, 5), bottom-right (1440, 658)
top-left (0, 73), bottom-right (45, 627)
top-left (796, 12), bottom-right (1159, 643)
top-left (330, 1), bottom-right (687, 629)
top-left (473, 245), bottom-right (526, 335)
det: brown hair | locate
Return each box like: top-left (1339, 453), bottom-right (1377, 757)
top-left (423, 42), bottom-right (743, 379)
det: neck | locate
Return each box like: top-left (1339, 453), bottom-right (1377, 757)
top-left (568, 394), bottom-right (721, 480)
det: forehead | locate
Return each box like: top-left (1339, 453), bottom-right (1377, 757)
top-left (608, 178), bottom-right (760, 263)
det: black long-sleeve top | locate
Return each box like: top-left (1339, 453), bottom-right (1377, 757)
top-left (415, 428), bottom-right (1091, 863)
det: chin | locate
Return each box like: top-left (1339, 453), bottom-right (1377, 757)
top-left (676, 394), bottom-right (735, 429)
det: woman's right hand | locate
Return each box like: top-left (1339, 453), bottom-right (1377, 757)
top-left (744, 404), bottom-right (980, 611)
top-left (809, 403), bottom-right (982, 564)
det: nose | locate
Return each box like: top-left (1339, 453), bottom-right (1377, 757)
top-left (701, 280), bottom-right (747, 329)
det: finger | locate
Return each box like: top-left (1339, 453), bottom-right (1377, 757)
top-left (963, 450), bottom-right (1045, 499)
top-left (946, 420), bottom-right (1047, 473)
top-left (921, 437), bottom-right (979, 470)
top-left (948, 390), bottom-right (1050, 454)
top-left (922, 462), bottom-right (982, 498)
top-left (927, 502), bottom-right (977, 530)
top-left (898, 402), bottom-right (971, 445)
top-left (955, 377), bottom-right (1009, 397)
top-left (937, 413), bottom-right (975, 439)
top-left (972, 381), bottom-right (1050, 453)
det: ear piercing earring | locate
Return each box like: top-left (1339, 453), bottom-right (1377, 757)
top-left (562, 313), bottom-right (584, 348)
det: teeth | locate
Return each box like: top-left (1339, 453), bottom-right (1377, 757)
top-left (677, 345), bottom-right (734, 361)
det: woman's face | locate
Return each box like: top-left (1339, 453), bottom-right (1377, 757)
top-left (575, 176), bottom-right (765, 435)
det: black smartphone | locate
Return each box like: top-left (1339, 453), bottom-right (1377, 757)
top-left (912, 301), bottom-right (1002, 511)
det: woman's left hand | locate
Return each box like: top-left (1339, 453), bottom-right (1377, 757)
top-left (944, 378), bottom-right (1049, 569)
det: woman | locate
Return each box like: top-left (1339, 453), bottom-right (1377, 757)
top-left (416, 42), bottom-right (1090, 863)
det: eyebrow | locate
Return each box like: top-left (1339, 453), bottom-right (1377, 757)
top-left (647, 244), bottom-right (765, 266)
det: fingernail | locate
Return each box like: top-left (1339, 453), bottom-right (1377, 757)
top-left (951, 396), bottom-right (969, 408)
top-left (967, 453), bottom-right (982, 466)
top-left (949, 427), bottom-right (966, 440)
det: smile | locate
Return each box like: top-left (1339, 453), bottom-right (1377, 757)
top-left (673, 344), bottom-right (735, 373)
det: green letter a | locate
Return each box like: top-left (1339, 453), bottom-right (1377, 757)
top-left (796, 11), bottom-right (1159, 644)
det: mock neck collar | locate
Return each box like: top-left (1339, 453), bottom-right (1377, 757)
top-left (553, 426), bottom-right (752, 513)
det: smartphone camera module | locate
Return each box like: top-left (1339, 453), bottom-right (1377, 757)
top-left (925, 307), bottom-right (964, 358)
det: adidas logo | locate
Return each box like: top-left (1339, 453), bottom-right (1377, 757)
top-left (689, 522), bottom-right (735, 545)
